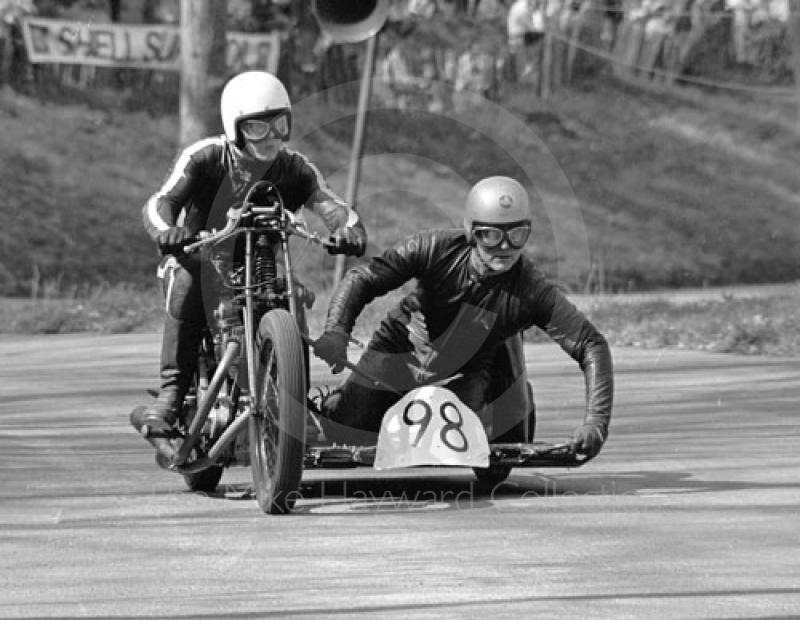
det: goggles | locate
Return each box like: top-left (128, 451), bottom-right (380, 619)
top-left (239, 112), bottom-right (291, 142)
top-left (472, 223), bottom-right (531, 249)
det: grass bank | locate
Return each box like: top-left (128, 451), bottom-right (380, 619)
top-left (2, 285), bottom-right (797, 358)
top-left (2, 75), bottom-right (800, 297)
top-left (579, 294), bottom-right (799, 357)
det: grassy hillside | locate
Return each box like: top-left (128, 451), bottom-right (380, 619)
top-left (1, 75), bottom-right (800, 299)
top-left (0, 86), bottom-right (173, 295)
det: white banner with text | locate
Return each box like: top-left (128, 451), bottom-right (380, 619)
top-left (20, 17), bottom-right (280, 74)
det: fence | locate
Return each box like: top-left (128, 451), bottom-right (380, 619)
top-left (608, 0), bottom-right (794, 86)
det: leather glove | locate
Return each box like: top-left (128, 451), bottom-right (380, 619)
top-left (313, 330), bottom-right (349, 373)
top-left (327, 226), bottom-right (366, 258)
top-left (155, 226), bottom-right (194, 255)
top-left (572, 421), bottom-right (607, 460)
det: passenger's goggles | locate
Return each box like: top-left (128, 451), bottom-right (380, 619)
top-left (239, 112), bottom-right (291, 142)
top-left (472, 223), bottom-right (531, 249)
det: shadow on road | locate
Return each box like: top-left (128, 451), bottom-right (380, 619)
top-left (186, 468), bottom-right (799, 515)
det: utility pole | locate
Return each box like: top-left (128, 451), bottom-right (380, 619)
top-left (333, 31), bottom-right (379, 288)
top-left (789, 0), bottom-right (800, 126)
top-left (179, 0), bottom-right (228, 148)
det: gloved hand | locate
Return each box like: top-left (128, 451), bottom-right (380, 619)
top-left (313, 330), bottom-right (349, 373)
top-left (155, 226), bottom-right (194, 256)
top-left (327, 226), bottom-right (366, 258)
top-left (571, 421), bottom-right (607, 460)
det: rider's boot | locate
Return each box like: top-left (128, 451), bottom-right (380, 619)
top-left (141, 315), bottom-right (202, 433)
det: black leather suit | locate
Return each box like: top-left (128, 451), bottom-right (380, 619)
top-left (319, 228), bottom-right (613, 446)
top-left (142, 138), bottom-right (366, 410)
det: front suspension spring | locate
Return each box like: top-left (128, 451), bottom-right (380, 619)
top-left (254, 236), bottom-right (277, 298)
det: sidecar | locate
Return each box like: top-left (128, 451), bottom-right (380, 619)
top-left (305, 334), bottom-right (588, 485)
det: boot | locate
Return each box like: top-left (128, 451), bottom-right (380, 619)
top-left (141, 315), bottom-right (203, 432)
top-left (315, 387), bottom-right (379, 447)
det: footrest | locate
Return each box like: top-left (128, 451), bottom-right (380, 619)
top-left (304, 445), bottom-right (377, 469)
top-left (302, 442), bottom-right (584, 470)
top-left (129, 406), bottom-right (181, 440)
top-left (305, 447), bottom-right (360, 469)
top-left (488, 442), bottom-right (585, 468)
top-left (130, 405), bottom-right (182, 471)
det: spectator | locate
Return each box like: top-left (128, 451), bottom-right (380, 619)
top-left (453, 42), bottom-right (496, 111)
top-left (506, 0), bottom-right (544, 83)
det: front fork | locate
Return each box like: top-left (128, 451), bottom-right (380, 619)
top-left (172, 229), bottom-right (301, 472)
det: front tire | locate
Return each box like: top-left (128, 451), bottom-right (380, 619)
top-left (249, 309), bottom-right (307, 515)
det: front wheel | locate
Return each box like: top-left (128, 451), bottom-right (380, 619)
top-left (249, 309), bottom-right (307, 515)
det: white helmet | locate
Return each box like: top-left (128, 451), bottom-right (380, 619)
top-left (463, 176), bottom-right (531, 235)
top-left (220, 71), bottom-right (291, 146)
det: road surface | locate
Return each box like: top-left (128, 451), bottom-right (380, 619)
top-left (0, 333), bottom-right (798, 619)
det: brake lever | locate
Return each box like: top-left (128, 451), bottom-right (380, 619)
top-left (296, 228), bottom-right (335, 248)
top-left (286, 218), bottom-right (335, 249)
top-left (183, 216), bottom-right (240, 254)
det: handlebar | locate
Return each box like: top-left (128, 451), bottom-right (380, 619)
top-left (181, 204), bottom-right (335, 255)
top-left (182, 207), bottom-right (242, 254)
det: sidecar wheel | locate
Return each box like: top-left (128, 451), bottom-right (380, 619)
top-left (473, 464), bottom-right (512, 486)
top-left (250, 309), bottom-right (306, 515)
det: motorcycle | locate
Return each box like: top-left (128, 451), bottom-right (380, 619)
top-left (131, 181), bottom-right (328, 514)
top-left (130, 181), bottom-right (588, 516)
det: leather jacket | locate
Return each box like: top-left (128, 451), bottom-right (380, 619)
top-left (142, 137), bottom-right (366, 244)
top-left (324, 228), bottom-right (613, 426)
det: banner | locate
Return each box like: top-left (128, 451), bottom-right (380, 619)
top-left (19, 17), bottom-right (280, 74)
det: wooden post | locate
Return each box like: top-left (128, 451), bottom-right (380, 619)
top-left (0, 25), bottom-right (11, 86)
top-left (612, 17), bottom-right (629, 77)
top-left (622, 20), bottom-right (645, 78)
top-left (551, 5), bottom-right (564, 92)
top-left (638, 27), bottom-right (665, 80)
top-left (789, 0), bottom-right (800, 126)
top-left (539, 0), bottom-right (552, 98)
top-left (566, 2), bottom-right (588, 83)
top-left (179, 0), bottom-right (228, 149)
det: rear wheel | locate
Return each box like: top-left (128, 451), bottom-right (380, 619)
top-left (249, 309), bottom-right (307, 515)
top-left (524, 381), bottom-right (536, 443)
top-left (183, 460), bottom-right (224, 493)
top-left (182, 340), bottom-right (225, 493)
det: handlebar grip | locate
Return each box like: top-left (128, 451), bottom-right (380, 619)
top-left (181, 237), bottom-right (204, 254)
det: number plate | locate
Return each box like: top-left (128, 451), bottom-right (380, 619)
top-left (374, 386), bottom-right (490, 470)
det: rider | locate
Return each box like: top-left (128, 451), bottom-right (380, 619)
top-left (313, 176), bottom-right (613, 459)
top-left (141, 70), bottom-right (367, 431)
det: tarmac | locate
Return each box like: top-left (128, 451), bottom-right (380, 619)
top-left (0, 333), bottom-right (798, 619)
